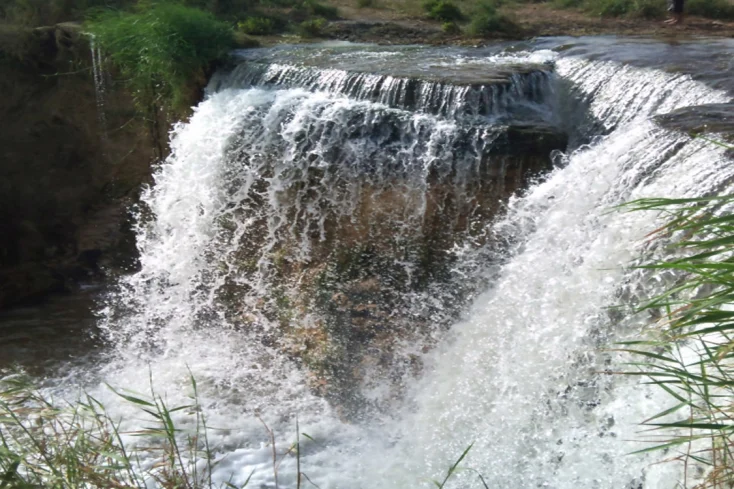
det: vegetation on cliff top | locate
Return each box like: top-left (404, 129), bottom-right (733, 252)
top-left (87, 3), bottom-right (234, 113)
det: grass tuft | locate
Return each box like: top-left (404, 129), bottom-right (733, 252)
top-left (621, 143), bottom-right (734, 487)
top-left (238, 16), bottom-right (277, 35)
top-left (86, 2), bottom-right (234, 114)
top-left (297, 16), bottom-right (327, 36)
top-left (0, 370), bottom-right (229, 488)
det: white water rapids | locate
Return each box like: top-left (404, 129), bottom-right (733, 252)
top-left (51, 47), bottom-right (734, 488)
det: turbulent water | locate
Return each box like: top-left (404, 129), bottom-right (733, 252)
top-left (48, 40), bottom-right (734, 488)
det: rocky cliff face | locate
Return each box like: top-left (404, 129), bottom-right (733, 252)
top-left (0, 24), bottom-right (163, 308)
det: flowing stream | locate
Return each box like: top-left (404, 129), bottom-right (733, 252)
top-left (8, 38), bottom-right (734, 489)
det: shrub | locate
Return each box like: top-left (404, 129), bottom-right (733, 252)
top-left (631, 0), bottom-right (666, 18)
top-left (294, 0), bottom-right (339, 19)
top-left (422, 0), bottom-right (464, 21)
top-left (298, 16), bottom-right (327, 36)
top-left (87, 3), bottom-right (234, 113)
top-left (553, 0), bottom-right (584, 7)
top-left (357, 0), bottom-right (374, 8)
top-left (466, 0), bottom-right (518, 36)
top-left (237, 15), bottom-right (276, 34)
top-left (183, 0), bottom-right (259, 19)
top-left (587, 0), bottom-right (633, 17)
top-left (687, 0), bottom-right (734, 19)
top-left (441, 20), bottom-right (461, 33)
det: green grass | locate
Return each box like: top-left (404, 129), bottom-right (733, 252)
top-left (0, 369), bottom-right (487, 488)
top-left (297, 16), bottom-right (327, 36)
top-left (620, 145), bottom-right (734, 487)
top-left (465, 0), bottom-right (519, 36)
top-left (686, 0), bottom-right (734, 19)
top-left (422, 0), bottom-right (464, 21)
top-left (87, 3), bottom-right (234, 114)
top-left (0, 371), bottom-right (229, 488)
top-left (237, 15), bottom-right (277, 34)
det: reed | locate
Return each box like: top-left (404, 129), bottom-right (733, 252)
top-left (621, 150), bottom-right (734, 487)
top-left (0, 370), bottom-right (247, 489)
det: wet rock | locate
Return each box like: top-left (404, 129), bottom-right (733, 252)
top-left (655, 103), bottom-right (734, 141)
top-left (0, 264), bottom-right (66, 307)
top-left (497, 124), bottom-right (569, 157)
top-left (0, 25), bottom-right (162, 309)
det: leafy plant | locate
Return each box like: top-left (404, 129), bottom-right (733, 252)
top-left (0, 370), bottom-right (232, 488)
top-left (687, 0), bottom-right (734, 19)
top-left (297, 16), bottom-right (327, 36)
top-left (621, 145), bottom-right (734, 488)
top-left (466, 0), bottom-right (518, 36)
top-left (86, 2), bottom-right (234, 114)
top-left (422, 0), bottom-right (464, 22)
top-left (441, 20), bottom-right (461, 33)
top-left (0, 369), bottom-right (328, 489)
top-left (291, 0), bottom-right (338, 20)
top-left (553, 0), bottom-right (584, 7)
top-left (238, 16), bottom-right (276, 34)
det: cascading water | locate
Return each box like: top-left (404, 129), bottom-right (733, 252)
top-left (48, 40), bottom-right (734, 489)
top-left (89, 35), bottom-right (108, 138)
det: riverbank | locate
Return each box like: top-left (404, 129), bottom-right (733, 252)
top-left (264, 0), bottom-right (734, 45)
top-left (318, 1), bottom-right (734, 44)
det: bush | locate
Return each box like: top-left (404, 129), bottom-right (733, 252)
top-left (237, 15), bottom-right (276, 34)
top-left (553, 0), bottom-right (584, 7)
top-left (293, 0), bottom-right (338, 19)
top-left (631, 0), bottom-right (666, 18)
top-left (586, 0), bottom-right (633, 16)
top-left (182, 0), bottom-right (259, 19)
top-left (466, 0), bottom-right (518, 36)
top-left (422, 0), bottom-right (464, 21)
top-left (87, 3), bottom-right (234, 113)
top-left (298, 16), bottom-right (327, 36)
top-left (441, 20), bottom-right (461, 33)
top-left (687, 0), bottom-right (734, 19)
top-left (357, 0), bottom-right (374, 8)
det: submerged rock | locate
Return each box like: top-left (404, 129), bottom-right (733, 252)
top-left (655, 103), bottom-right (734, 141)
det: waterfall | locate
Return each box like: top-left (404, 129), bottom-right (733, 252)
top-left (208, 61), bottom-right (555, 121)
top-left (73, 45), bottom-right (734, 489)
top-left (89, 35), bottom-right (108, 139)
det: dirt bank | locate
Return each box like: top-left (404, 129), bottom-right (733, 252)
top-left (0, 24), bottom-right (167, 308)
top-left (322, 2), bottom-right (733, 43)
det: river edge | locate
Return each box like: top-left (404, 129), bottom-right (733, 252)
top-left (256, 2), bottom-right (734, 45)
